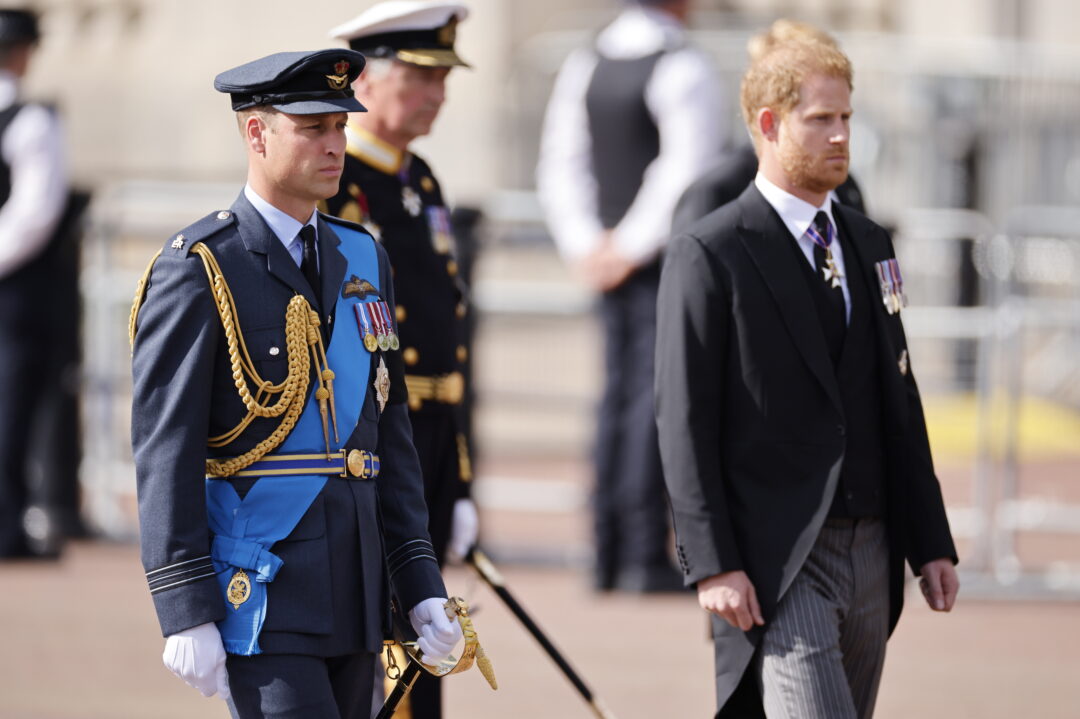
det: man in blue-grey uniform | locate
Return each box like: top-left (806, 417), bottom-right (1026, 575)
top-left (129, 49), bottom-right (461, 718)
top-left (0, 8), bottom-right (70, 560)
top-left (536, 0), bottom-right (724, 592)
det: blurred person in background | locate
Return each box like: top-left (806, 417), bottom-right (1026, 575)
top-left (536, 0), bottom-right (724, 594)
top-left (129, 48), bottom-right (460, 717)
top-left (656, 35), bottom-right (958, 718)
top-left (0, 6), bottom-right (70, 560)
top-left (671, 18), bottom-right (866, 237)
top-left (323, 2), bottom-right (477, 716)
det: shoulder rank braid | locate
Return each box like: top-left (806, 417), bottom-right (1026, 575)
top-left (128, 243), bottom-right (339, 477)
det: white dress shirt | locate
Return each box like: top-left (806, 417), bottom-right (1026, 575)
top-left (243, 184), bottom-right (318, 269)
top-left (536, 6), bottom-right (725, 265)
top-left (754, 173), bottom-right (851, 322)
top-left (0, 70), bottom-right (69, 280)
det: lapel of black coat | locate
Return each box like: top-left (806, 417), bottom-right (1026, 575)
top-left (230, 193), bottom-right (320, 313)
top-left (735, 185), bottom-right (843, 414)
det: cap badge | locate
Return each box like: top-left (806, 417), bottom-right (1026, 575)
top-left (326, 59), bottom-right (350, 91)
top-left (437, 18), bottom-right (458, 46)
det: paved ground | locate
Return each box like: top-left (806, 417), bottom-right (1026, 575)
top-left (2, 484), bottom-right (1080, 719)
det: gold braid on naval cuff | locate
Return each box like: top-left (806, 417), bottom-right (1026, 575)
top-left (404, 371), bottom-right (464, 411)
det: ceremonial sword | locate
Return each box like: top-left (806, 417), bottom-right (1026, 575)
top-left (376, 596), bottom-right (497, 719)
top-left (466, 547), bottom-right (619, 719)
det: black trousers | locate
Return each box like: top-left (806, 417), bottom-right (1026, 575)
top-left (227, 652), bottom-right (376, 719)
top-left (0, 269), bottom-right (47, 556)
top-left (593, 261), bottom-right (672, 588)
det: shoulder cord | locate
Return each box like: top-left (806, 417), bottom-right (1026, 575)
top-left (128, 243), bottom-right (338, 477)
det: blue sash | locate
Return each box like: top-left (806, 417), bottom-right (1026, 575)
top-left (206, 223), bottom-right (379, 655)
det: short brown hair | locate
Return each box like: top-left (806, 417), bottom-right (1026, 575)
top-left (746, 19), bottom-right (838, 63)
top-left (740, 39), bottom-right (853, 147)
top-left (235, 106), bottom-right (280, 137)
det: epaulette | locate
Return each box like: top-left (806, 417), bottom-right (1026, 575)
top-left (319, 211), bottom-right (375, 241)
top-left (163, 209), bottom-right (238, 257)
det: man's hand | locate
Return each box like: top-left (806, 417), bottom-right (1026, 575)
top-left (162, 622), bottom-right (230, 700)
top-left (409, 597), bottom-right (463, 665)
top-left (697, 571), bottom-right (765, 632)
top-left (918, 558), bottom-right (959, 612)
top-left (446, 498), bottom-right (479, 564)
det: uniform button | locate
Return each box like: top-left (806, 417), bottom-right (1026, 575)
top-left (456, 345), bottom-right (468, 362)
top-left (837, 424), bottom-right (846, 436)
top-left (455, 302), bottom-right (467, 319)
top-left (845, 492), bottom-right (855, 501)
top-left (396, 305), bottom-right (407, 322)
top-left (269, 346), bottom-right (280, 356)
top-left (403, 347), bottom-right (419, 366)
top-left (216, 211), bottom-right (231, 220)
top-left (446, 260), bottom-right (458, 277)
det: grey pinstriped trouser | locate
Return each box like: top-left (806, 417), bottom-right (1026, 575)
top-left (758, 518), bottom-right (890, 719)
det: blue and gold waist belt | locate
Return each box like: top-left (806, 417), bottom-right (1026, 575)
top-left (220, 449), bottom-right (381, 480)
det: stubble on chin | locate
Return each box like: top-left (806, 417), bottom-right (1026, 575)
top-left (780, 148), bottom-right (848, 195)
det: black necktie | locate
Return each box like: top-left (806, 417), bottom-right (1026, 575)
top-left (811, 212), bottom-right (845, 318)
top-left (298, 224), bottom-right (321, 307)
top-left (810, 212), bottom-right (846, 359)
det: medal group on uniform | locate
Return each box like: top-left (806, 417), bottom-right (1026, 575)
top-left (122, 1), bottom-right (959, 718)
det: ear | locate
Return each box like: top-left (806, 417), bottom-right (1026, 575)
top-left (757, 107), bottom-right (780, 142)
top-left (246, 114), bottom-right (268, 155)
top-left (351, 72), bottom-right (372, 102)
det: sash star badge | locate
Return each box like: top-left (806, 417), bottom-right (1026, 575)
top-left (374, 356), bottom-right (391, 412)
top-left (227, 569), bottom-right (252, 610)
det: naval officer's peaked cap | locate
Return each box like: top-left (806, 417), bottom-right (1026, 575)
top-left (329, 0), bottom-right (471, 68)
top-left (214, 49), bottom-right (368, 114)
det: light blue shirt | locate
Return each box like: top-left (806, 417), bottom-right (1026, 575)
top-left (754, 173), bottom-right (851, 322)
top-left (243, 184), bottom-right (318, 269)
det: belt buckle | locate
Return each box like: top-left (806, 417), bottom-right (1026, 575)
top-left (345, 449), bottom-right (376, 479)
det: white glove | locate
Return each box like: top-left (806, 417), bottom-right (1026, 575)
top-left (408, 597), bottom-right (463, 665)
top-left (447, 498), bottom-right (479, 564)
top-left (162, 622), bottom-right (231, 700)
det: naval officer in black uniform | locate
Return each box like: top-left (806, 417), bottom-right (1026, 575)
top-left (130, 49), bottom-right (461, 718)
top-left (323, 4), bottom-right (477, 716)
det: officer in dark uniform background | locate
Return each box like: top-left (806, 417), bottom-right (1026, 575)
top-left (324, 4), bottom-right (477, 716)
top-left (0, 7), bottom-right (71, 560)
top-left (129, 49), bottom-right (461, 718)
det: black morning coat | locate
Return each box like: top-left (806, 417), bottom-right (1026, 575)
top-left (131, 192), bottom-right (444, 657)
top-left (655, 183), bottom-right (957, 706)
